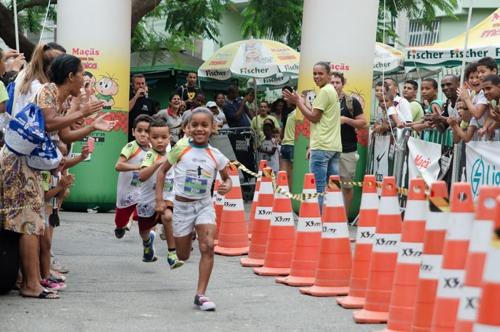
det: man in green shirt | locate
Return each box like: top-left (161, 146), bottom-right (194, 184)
top-left (402, 80), bottom-right (424, 122)
top-left (283, 61), bottom-right (341, 208)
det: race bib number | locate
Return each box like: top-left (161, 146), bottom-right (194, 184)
top-left (164, 178), bottom-right (174, 193)
top-left (184, 176), bottom-right (208, 195)
top-left (130, 172), bottom-right (140, 187)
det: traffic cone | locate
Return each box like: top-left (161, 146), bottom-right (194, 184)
top-left (430, 182), bottom-right (475, 332)
top-left (214, 173), bottom-right (223, 245)
top-left (276, 173), bottom-right (322, 287)
top-left (214, 166), bottom-right (249, 256)
top-left (455, 187), bottom-right (500, 332)
top-left (300, 175), bottom-right (352, 296)
top-left (473, 196), bottom-right (500, 332)
top-left (240, 169), bottom-right (274, 267)
top-left (382, 178), bottom-right (427, 332)
top-left (248, 160), bottom-right (268, 240)
top-left (411, 181), bottom-right (449, 332)
top-left (253, 171), bottom-right (295, 276)
top-left (353, 176), bottom-right (402, 324)
top-left (337, 175), bottom-right (379, 309)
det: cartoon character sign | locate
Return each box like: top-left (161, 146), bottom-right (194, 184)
top-left (95, 75), bottom-right (119, 109)
top-left (83, 71), bottom-right (100, 103)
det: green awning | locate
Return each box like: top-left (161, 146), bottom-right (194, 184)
top-left (130, 50), bottom-right (204, 74)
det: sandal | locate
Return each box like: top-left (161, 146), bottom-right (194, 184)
top-left (21, 289), bottom-right (59, 299)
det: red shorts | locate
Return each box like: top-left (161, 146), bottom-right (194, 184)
top-left (138, 214), bottom-right (159, 233)
top-left (114, 205), bottom-right (138, 229)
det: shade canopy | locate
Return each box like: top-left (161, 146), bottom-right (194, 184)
top-left (405, 8), bottom-right (500, 67)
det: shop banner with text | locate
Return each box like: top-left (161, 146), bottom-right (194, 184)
top-left (407, 137), bottom-right (442, 185)
top-left (466, 141), bottom-right (500, 198)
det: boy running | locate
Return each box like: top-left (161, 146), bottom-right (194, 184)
top-left (114, 115), bottom-right (152, 238)
top-left (137, 117), bottom-right (183, 268)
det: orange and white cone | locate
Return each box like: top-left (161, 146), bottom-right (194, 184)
top-left (240, 169), bottom-right (274, 267)
top-left (300, 175), bottom-right (352, 296)
top-left (337, 175), bottom-right (379, 309)
top-left (276, 173), bottom-right (322, 287)
top-left (254, 171), bottom-right (295, 276)
top-left (214, 166), bottom-right (249, 256)
top-left (430, 182), bottom-right (475, 332)
top-left (411, 181), bottom-right (449, 332)
top-left (214, 173), bottom-right (223, 244)
top-left (473, 196), bottom-right (500, 332)
top-left (248, 160), bottom-right (268, 240)
top-left (353, 176), bottom-right (402, 324)
top-left (382, 178), bottom-right (427, 332)
top-left (455, 187), bottom-right (500, 332)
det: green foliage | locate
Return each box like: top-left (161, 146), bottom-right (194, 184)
top-left (240, 0), bottom-right (303, 49)
top-left (131, 0), bottom-right (231, 52)
top-left (3, 0), bottom-right (57, 34)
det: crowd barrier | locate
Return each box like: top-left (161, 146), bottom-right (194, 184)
top-left (367, 125), bottom-right (500, 209)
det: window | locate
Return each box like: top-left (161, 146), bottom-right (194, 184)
top-left (408, 19), bottom-right (440, 46)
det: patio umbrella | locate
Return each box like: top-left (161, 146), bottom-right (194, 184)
top-left (404, 8), bottom-right (500, 68)
top-left (198, 39), bottom-right (299, 81)
top-left (374, 42), bottom-right (404, 75)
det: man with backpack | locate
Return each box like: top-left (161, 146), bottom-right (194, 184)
top-left (330, 72), bottom-right (366, 216)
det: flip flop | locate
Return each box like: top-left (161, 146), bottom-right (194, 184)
top-left (21, 289), bottom-right (59, 299)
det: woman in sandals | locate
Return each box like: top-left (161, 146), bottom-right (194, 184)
top-left (0, 53), bottom-right (115, 299)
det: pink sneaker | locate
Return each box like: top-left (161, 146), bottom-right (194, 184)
top-left (41, 278), bottom-right (66, 291)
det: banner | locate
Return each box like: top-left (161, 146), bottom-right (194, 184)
top-left (466, 141), bottom-right (500, 198)
top-left (407, 137), bottom-right (442, 185)
top-left (292, 0), bottom-right (378, 216)
top-left (373, 135), bottom-right (391, 183)
top-left (58, 0), bottom-right (131, 211)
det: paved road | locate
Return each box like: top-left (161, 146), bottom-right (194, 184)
top-left (0, 211), bottom-right (378, 332)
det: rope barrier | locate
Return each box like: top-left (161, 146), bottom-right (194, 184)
top-left (230, 160), bottom-right (411, 202)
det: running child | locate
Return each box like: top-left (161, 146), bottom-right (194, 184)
top-left (155, 107), bottom-right (232, 311)
top-left (137, 116), bottom-right (183, 268)
top-left (114, 114), bottom-right (151, 239)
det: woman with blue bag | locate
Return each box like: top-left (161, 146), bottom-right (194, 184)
top-left (0, 53), bottom-right (115, 299)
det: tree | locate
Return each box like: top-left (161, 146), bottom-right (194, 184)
top-left (131, 0), bottom-right (231, 53)
top-left (240, 0), bottom-right (458, 49)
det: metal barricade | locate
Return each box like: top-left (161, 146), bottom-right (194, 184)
top-left (210, 126), bottom-right (258, 200)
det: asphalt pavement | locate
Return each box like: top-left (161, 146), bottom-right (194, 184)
top-left (0, 210), bottom-right (379, 332)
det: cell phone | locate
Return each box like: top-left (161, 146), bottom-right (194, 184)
top-left (87, 137), bottom-right (95, 153)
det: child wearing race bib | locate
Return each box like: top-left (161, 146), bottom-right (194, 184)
top-left (137, 117), bottom-right (183, 268)
top-left (114, 115), bottom-right (151, 239)
top-left (155, 107), bottom-right (232, 311)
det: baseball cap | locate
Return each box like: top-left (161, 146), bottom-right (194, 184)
top-left (206, 101), bottom-right (217, 108)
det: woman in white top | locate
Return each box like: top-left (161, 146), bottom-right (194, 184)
top-left (157, 93), bottom-right (183, 144)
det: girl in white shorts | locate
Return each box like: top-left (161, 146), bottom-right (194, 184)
top-left (155, 107), bottom-right (232, 311)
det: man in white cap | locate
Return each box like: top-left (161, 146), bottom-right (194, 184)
top-left (207, 100), bottom-right (228, 129)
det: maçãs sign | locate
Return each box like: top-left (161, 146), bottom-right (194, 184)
top-left (407, 137), bottom-right (442, 185)
top-left (466, 141), bottom-right (500, 198)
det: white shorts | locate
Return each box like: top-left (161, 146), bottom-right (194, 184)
top-left (173, 197), bottom-right (215, 237)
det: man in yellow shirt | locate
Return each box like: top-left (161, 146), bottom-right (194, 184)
top-left (251, 100), bottom-right (281, 144)
top-left (283, 62), bottom-right (341, 208)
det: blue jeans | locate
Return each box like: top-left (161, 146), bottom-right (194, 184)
top-left (309, 150), bottom-right (340, 209)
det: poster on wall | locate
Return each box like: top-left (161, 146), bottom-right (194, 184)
top-left (407, 136), bottom-right (442, 185)
top-left (291, 0), bottom-right (378, 216)
top-left (58, 0), bottom-right (131, 211)
top-left (466, 141), bottom-right (500, 198)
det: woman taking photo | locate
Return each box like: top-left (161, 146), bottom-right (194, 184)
top-left (0, 54), bottom-right (115, 299)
